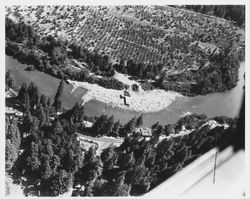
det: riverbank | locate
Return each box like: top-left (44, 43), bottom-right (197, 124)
top-left (6, 55), bottom-right (245, 127)
top-left (69, 79), bottom-right (182, 113)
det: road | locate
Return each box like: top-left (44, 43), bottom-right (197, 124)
top-left (76, 133), bottom-right (124, 155)
top-left (76, 133), bottom-right (123, 144)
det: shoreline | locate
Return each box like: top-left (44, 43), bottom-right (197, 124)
top-left (69, 79), bottom-right (182, 113)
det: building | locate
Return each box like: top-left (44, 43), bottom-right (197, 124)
top-left (135, 127), bottom-right (152, 141)
top-left (124, 90), bottom-right (130, 97)
top-left (83, 120), bottom-right (93, 128)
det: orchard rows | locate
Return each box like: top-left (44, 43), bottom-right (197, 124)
top-left (6, 5), bottom-right (243, 74)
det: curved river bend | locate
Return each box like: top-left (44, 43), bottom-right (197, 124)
top-left (6, 55), bottom-right (244, 127)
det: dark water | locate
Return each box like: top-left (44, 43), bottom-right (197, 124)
top-left (85, 62), bottom-right (245, 126)
top-left (6, 55), bottom-right (245, 127)
top-left (5, 55), bottom-right (87, 109)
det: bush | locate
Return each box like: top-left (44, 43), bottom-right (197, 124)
top-left (132, 84), bottom-right (139, 92)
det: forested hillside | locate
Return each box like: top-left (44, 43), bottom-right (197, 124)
top-left (6, 74), bottom-right (238, 196)
top-left (5, 14), bottom-right (245, 96)
top-left (183, 5), bottom-right (245, 27)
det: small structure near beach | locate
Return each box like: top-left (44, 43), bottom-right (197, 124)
top-left (135, 127), bottom-right (152, 141)
top-left (120, 90), bottom-right (131, 106)
top-left (83, 120), bottom-right (93, 128)
top-left (124, 90), bottom-right (130, 97)
top-left (77, 137), bottom-right (99, 152)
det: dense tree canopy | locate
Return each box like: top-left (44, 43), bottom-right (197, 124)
top-left (6, 82), bottom-right (238, 196)
top-left (184, 5), bottom-right (245, 26)
top-left (5, 70), bottom-right (16, 90)
top-left (5, 116), bottom-right (21, 171)
top-left (5, 9), bottom-right (242, 195)
top-left (52, 79), bottom-right (64, 112)
top-left (6, 14), bottom-right (245, 96)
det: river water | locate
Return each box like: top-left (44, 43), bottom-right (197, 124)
top-left (6, 55), bottom-right (245, 127)
top-left (5, 55), bottom-right (86, 109)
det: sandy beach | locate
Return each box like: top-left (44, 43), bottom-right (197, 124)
top-left (69, 72), bottom-right (182, 113)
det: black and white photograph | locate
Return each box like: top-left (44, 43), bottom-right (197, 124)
top-left (2, 1), bottom-right (247, 198)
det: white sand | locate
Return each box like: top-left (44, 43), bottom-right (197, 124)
top-left (69, 78), bottom-right (182, 113)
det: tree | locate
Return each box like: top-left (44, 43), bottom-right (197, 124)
top-left (111, 120), bottom-right (121, 137)
top-left (22, 92), bottom-right (31, 114)
top-left (72, 147), bottom-right (83, 173)
top-left (107, 63), bottom-right (115, 76)
top-left (5, 139), bottom-right (18, 171)
top-left (173, 144), bottom-right (191, 163)
top-left (52, 119), bottom-right (63, 135)
top-left (47, 97), bottom-right (51, 110)
top-left (26, 141), bottom-right (41, 172)
top-left (42, 160), bottom-right (53, 180)
top-left (104, 116), bottom-right (114, 135)
top-left (135, 115), bottom-right (143, 128)
top-left (80, 157), bottom-right (103, 184)
top-left (69, 102), bottom-right (84, 124)
top-left (155, 138), bottom-right (175, 168)
top-left (125, 157), bottom-right (151, 196)
top-left (5, 116), bottom-right (21, 170)
top-left (91, 115), bottom-right (108, 136)
top-left (118, 59), bottom-right (126, 73)
top-left (132, 84), bottom-right (139, 92)
top-left (164, 124), bottom-right (175, 136)
top-left (22, 106), bottom-right (33, 135)
top-left (101, 145), bottom-right (117, 171)
top-left (83, 185), bottom-right (93, 196)
top-left (84, 146), bottom-right (96, 165)
top-left (51, 155), bottom-right (61, 174)
top-left (18, 83), bottom-right (27, 103)
top-left (92, 178), bottom-right (106, 196)
top-left (104, 172), bottom-right (131, 196)
top-left (36, 104), bottom-right (46, 126)
top-left (151, 122), bottom-right (159, 130)
top-left (5, 70), bottom-right (15, 89)
top-left (50, 170), bottom-right (73, 196)
top-left (27, 82), bottom-right (39, 109)
top-left (63, 149), bottom-right (75, 172)
top-left (160, 163), bottom-right (183, 180)
top-left (119, 151), bottom-right (135, 170)
top-left (119, 117), bottom-right (136, 137)
top-left (144, 145), bottom-right (156, 169)
top-left (61, 119), bottom-right (77, 135)
top-left (53, 79), bottom-right (64, 112)
top-left (154, 125), bottom-right (164, 136)
top-left (90, 159), bottom-right (103, 181)
top-left (6, 116), bottom-right (21, 149)
top-left (39, 94), bottom-right (47, 108)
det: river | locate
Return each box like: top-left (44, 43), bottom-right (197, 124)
top-left (5, 55), bottom-right (86, 109)
top-left (6, 55), bottom-right (245, 127)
